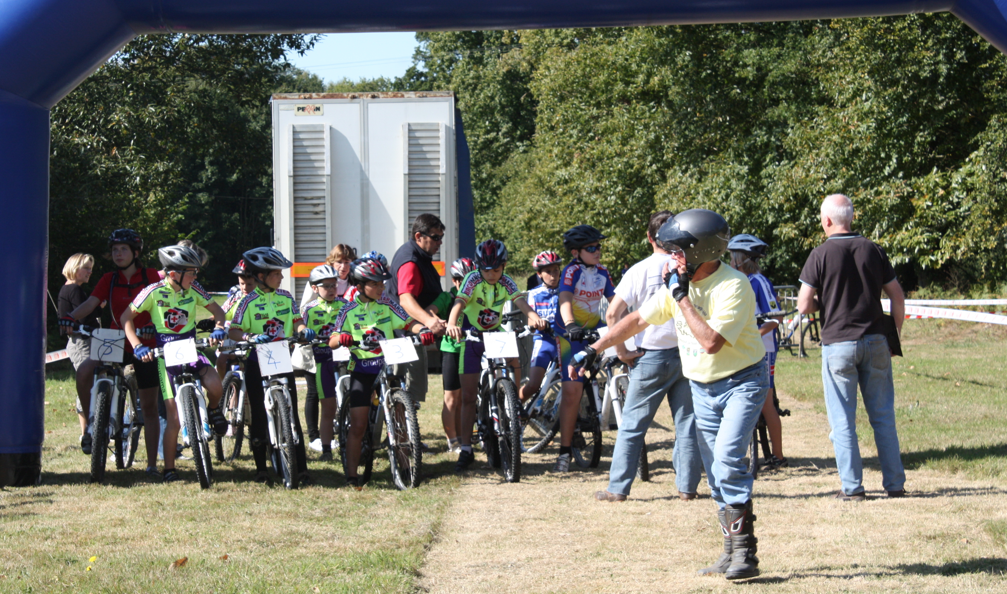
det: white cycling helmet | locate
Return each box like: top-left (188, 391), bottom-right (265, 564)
top-left (158, 245), bottom-right (203, 270)
top-left (241, 247), bottom-right (293, 273)
top-left (308, 264), bottom-right (340, 286)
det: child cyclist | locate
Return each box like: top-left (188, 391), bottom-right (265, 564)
top-left (554, 225), bottom-right (616, 473)
top-left (446, 240), bottom-right (545, 472)
top-left (442, 257), bottom-right (477, 453)
top-left (215, 259), bottom-right (257, 380)
top-left (122, 244), bottom-right (230, 483)
top-left (518, 250), bottom-right (563, 404)
top-left (728, 234), bottom-right (787, 468)
top-left (227, 247), bottom-right (317, 485)
top-left (302, 265), bottom-right (349, 461)
top-left (330, 257), bottom-right (435, 488)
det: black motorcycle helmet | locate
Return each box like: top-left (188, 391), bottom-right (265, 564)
top-left (655, 209), bottom-right (730, 274)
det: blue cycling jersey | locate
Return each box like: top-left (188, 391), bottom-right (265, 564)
top-left (527, 284), bottom-right (558, 339)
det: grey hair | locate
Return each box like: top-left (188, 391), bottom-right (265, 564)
top-left (822, 194), bottom-right (854, 226)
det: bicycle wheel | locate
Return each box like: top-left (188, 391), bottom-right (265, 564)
top-left (113, 380), bottom-right (127, 470)
top-left (747, 426), bottom-right (759, 480)
top-left (800, 316), bottom-right (821, 354)
top-left (497, 378), bottom-right (522, 483)
top-left (273, 390), bottom-right (299, 490)
top-left (479, 390), bottom-right (501, 468)
top-left (522, 380), bottom-right (560, 453)
top-left (571, 388), bottom-right (602, 469)
top-left (89, 381), bottom-right (112, 483)
top-left (636, 440), bottom-right (651, 482)
top-left (121, 374), bottom-right (142, 469)
top-left (214, 372), bottom-right (244, 463)
top-left (179, 386), bottom-right (212, 489)
top-left (386, 389), bottom-right (422, 490)
top-left (337, 393), bottom-right (373, 486)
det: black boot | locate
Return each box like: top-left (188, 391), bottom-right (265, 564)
top-left (697, 508), bottom-right (732, 575)
top-left (725, 500), bottom-right (759, 580)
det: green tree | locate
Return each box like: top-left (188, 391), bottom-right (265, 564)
top-left (49, 34), bottom-right (316, 337)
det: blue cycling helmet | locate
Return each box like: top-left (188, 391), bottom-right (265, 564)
top-left (361, 250), bottom-right (388, 268)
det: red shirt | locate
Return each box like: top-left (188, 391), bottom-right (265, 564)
top-left (91, 267), bottom-right (161, 349)
top-left (397, 262), bottom-right (424, 298)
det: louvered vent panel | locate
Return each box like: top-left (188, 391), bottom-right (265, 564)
top-left (292, 124), bottom-right (328, 297)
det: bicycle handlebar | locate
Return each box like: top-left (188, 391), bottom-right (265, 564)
top-left (755, 309), bottom-right (797, 325)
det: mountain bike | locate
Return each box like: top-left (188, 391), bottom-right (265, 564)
top-left (73, 323), bottom-right (141, 483)
top-left (564, 329), bottom-right (605, 468)
top-left (460, 323), bottom-right (524, 482)
top-left (599, 356), bottom-right (650, 482)
top-left (214, 341), bottom-right (250, 463)
top-left (519, 354), bottom-right (562, 453)
top-left (336, 335), bottom-right (423, 490)
top-left (154, 335), bottom-right (216, 489)
top-left (747, 392), bottom-right (791, 479)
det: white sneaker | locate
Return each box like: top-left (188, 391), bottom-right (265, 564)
top-left (553, 453), bottom-right (571, 473)
top-left (309, 438), bottom-right (323, 452)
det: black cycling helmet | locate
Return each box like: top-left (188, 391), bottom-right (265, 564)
top-left (232, 259), bottom-right (252, 276)
top-left (727, 234), bottom-right (768, 258)
top-left (241, 247), bottom-right (293, 274)
top-left (158, 245), bottom-right (203, 270)
top-left (562, 225), bottom-right (606, 251)
top-left (474, 239), bottom-right (508, 270)
top-left (108, 228), bottom-right (143, 252)
top-left (350, 257), bottom-right (392, 284)
top-left (656, 209), bottom-right (730, 272)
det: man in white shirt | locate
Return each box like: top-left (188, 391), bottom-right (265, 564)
top-left (595, 211), bottom-right (703, 503)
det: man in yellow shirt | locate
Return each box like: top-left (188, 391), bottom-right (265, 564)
top-left (571, 209), bottom-right (767, 581)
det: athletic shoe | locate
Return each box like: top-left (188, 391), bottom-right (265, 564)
top-left (253, 470), bottom-right (273, 486)
top-left (80, 433), bottom-right (92, 455)
top-left (319, 451), bottom-right (332, 462)
top-left (447, 437), bottom-right (461, 453)
top-left (346, 476), bottom-right (363, 491)
top-left (308, 438), bottom-right (323, 452)
top-left (887, 489), bottom-right (907, 498)
top-left (145, 466), bottom-right (162, 481)
top-left (298, 472), bottom-right (314, 487)
top-left (208, 406), bottom-right (228, 436)
top-left (594, 490), bottom-right (627, 502)
top-left (679, 492), bottom-right (698, 501)
top-left (553, 453), bottom-right (571, 473)
top-left (162, 468), bottom-right (180, 483)
top-left (834, 489), bottom-right (866, 502)
top-left (455, 449), bottom-right (475, 472)
top-left (767, 455), bottom-right (789, 469)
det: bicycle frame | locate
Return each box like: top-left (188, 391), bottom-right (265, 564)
top-left (599, 358), bottom-right (630, 429)
top-left (263, 376), bottom-right (300, 448)
top-left (174, 373), bottom-right (212, 445)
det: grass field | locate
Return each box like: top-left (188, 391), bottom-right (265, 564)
top-left (3, 318), bottom-right (1007, 593)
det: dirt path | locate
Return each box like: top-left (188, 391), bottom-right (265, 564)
top-left (417, 390), bottom-right (1007, 593)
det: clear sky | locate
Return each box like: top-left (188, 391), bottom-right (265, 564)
top-left (285, 32), bottom-right (420, 84)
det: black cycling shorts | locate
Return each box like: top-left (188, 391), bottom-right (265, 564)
top-left (442, 351), bottom-right (461, 392)
top-left (347, 371), bottom-right (380, 409)
top-left (130, 355), bottom-right (160, 391)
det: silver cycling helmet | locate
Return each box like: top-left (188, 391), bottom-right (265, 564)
top-left (158, 245), bottom-right (203, 270)
top-left (361, 250), bottom-right (388, 268)
top-left (241, 247), bottom-right (293, 273)
top-left (727, 234), bottom-right (769, 258)
top-left (308, 264), bottom-right (340, 285)
top-left (655, 209), bottom-right (730, 273)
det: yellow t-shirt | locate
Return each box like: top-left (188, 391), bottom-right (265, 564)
top-left (639, 263), bottom-right (766, 383)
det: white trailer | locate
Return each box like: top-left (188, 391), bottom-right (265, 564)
top-left (271, 92), bottom-right (474, 296)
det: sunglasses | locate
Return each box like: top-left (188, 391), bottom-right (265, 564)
top-left (580, 245), bottom-right (602, 253)
top-left (317, 283), bottom-right (339, 290)
top-left (422, 232), bottom-right (444, 242)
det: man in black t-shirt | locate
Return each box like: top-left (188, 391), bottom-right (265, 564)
top-left (798, 194), bottom-right (907, 501)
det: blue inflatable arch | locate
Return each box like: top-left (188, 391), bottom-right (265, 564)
top-left (2, 0), bottom-right (1006, 484)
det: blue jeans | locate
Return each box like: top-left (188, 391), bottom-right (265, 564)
top-left (691, 360), bottom-right (768, 508)
top-left (822, 334), bottom-right (905, 494)
top-left (607, 348), bottom-right (702, 496)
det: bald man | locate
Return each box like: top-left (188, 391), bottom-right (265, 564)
top-left (798, 193), bottom-right (907, 501)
